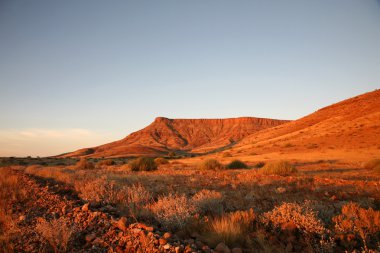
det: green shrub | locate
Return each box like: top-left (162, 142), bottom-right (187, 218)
top-left (259, 161), bottom-right (297, 176)
top-left (74, 158), bottom-right (94, 170)
top-left (154, 157), bottom-right (169, 165)
top-left (129, 157), bottom-right (157, 171)
top-left (199, 159), bottom-right (224, 170)
top-left (226, 159), bottom-right (248, 169)
top-left (363, 159), bottom-right (380, 170)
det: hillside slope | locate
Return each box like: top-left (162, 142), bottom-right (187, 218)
top-left (62, 117), bottom-right (289, 158)
top-left (227, 89), bottom-right (380, 160)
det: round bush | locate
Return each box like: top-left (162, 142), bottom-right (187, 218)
top-left (226, 159), bottom-right (248, 169)
top-left (129, 157), bottom-right (157, 171)
top-left (259, 161), bottom-right (297, 176)
top-left (199, 159), bottom-right (224, 170)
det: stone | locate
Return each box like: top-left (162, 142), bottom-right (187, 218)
top-left (163, 244), bottom-right (171, 250)
top-left (215, 242), bottom-right (231, 253)
top-left (85, 233), bottom-right (96, 242)
top-left (146, 226), bottom-right (154, 232)
top-left (231, 248), bottom-right (242, 253)
top-left (163, 232), bottom-right (172, 239)
top-left (19, 215), bottom-right (26, 221)
top-left (82, 203), bottom-right (90, 212)
top-left (159, 238), bottom-right (167, 245)
top-left (132, 228), bottom-right (142, 234)
top-left (117, 217), bottom-right (128, 231)
top-left (175, 246), bottom-right (182, 253)
top-left (62, 205), bottom-right (67, 214)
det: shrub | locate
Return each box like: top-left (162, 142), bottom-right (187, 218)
top-left (226, 160), bottom-right (248, 169)
top-left (150, 193), bottom-right (196, 230)
top-left (129, 157), bottom-right (157, 171)
top-left (126, 183), bottom-right (152, 218)
top-left (191, 189), bottom-right (223, 214)
top-left (363, 159), bottom-right (380, 170)
top-left (35, 217), bottom-right (76, 253)
top-left (254, 162), bottom-right (265, 168)
top-left (259, 161), bottom-right (297, 176)
top-left (74, 158), bottom-right (94, 170)
top-left (75, 178), bottom-right (128, 205)
top-left (206, 209), bottom-right (255, 247)
top-left (154, 157), bottom-right (169, 165)
top-left (199, 159), bottom-right (224, 170)
top-left (261, 202), bottom-right (326, 236)
top-left (96, 159), bottom-right (115, 167)
top-left (333, 202), bottom-right (380, 250)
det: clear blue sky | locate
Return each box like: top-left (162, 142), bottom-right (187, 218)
top-left (0, 0), bottom-right (379, 156)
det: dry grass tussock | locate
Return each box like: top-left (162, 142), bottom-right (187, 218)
top-left (74, 157), bottom-right (94, 170)
top-left (36, 217), bottom-right (76, 253)
top-left (199, 159), bottom-right (224, 170)
top-left (363, 159), bottom-right (380, 174)
top-left (205, 209), bottom-right (255, 247)
top-left (129, 157), bottom-right (157, 171)
top-left (259, 161), bottom-right (297, 176)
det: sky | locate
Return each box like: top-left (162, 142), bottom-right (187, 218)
top-left (0, 0), bottom-right (379, 157)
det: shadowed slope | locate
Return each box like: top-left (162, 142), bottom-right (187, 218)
top-left (62, 117), bottom-right (289, 158)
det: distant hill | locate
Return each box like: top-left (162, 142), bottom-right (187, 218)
top-left (61, 117), bottom-right (289, 158)
top-left (229, 89), bottom-right (380, 159)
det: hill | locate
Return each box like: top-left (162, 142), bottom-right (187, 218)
top-left (225, 89), bottom-right (380, 161)
top-left (61, 117), bottom-right (289, 158)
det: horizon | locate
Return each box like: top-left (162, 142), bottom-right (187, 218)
top-left (1, 1), bottom-right (380, 156)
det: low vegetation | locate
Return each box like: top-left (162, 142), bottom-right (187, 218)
top-left (333, 202), bottom-right (380, 250)
top-left (226, 159), bottom-right (248, 169)
top-left (2, 157), bottom-right (380, 252)
top-left (363, 158), bottom-right (380, 173)
top-left (259, 161), bottom-right (297, 175)
top-left (199, 159), bottom-right (224, 170)
top-left (36, 217), bottom-right (76, 253)
top-left (154, 157), bottom-right (169, 165)
top-left (129, 157), bottom-right (157, 171)
top-left (150, 193), bottom-right (196, 231)
top-left (74, 157), bottom-right (94, 170)
top-left (206, 209), bottom-right (255, 247)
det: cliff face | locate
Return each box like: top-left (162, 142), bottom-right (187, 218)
top-left (62, 117), bottom-right (290, 157)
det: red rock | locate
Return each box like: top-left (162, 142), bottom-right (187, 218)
top-left (232, 248), bottom-right (242, 253)
top-left (117, 217), bottom-right (128, 231)
top-left (159, 238), bottom-right (167, 245)
top-left (163, 232), bottom-right (172, 239)
top-left (85, 233), bottom-right (96, 242)
top-left (82, 203), bottom-right (90, 212)
top-left (215, 242), bottom-right (231, 253)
